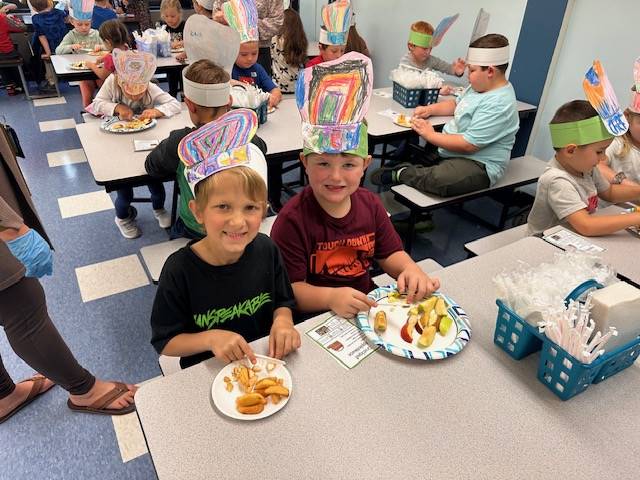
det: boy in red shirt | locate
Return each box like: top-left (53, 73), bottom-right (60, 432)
top-left (305, 0), bottom-right (349, 68)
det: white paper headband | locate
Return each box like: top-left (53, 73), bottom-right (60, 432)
top-left (182, 74), bottom-right (231, 107)
top-left (466, 45), bottom-right (510, 66)
top-left (319, 28), bottom-right (347, 46)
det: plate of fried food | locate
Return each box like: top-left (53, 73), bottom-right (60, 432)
top-left (88, 50), bottom-right (109, 56)
top-left (211, 356), bottom-right (292, 420)
top-left (69, 60), bottom-right (90, 70)
top-left (393, 113), bottom-right (413, 128)
top-left (100, 117), bottom-right (157, 133)
top-left (356, 284), bottom-right (471, 360)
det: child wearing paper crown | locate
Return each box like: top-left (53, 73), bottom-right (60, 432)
top-left (91, 49), bottom-right (181, 239)
top-left (271, 53), bottom-right (440, 320)
top-left (85, 19), bottom-right (129, 81)
top-left (91, 0), bottom-right (116, 30)
top-left (400, 20), bottom-right (465, 77)
top-left (527, 100), bottom-right (640, 236)
top-left (56, 0), bottom-right (103, 107)
top-left (225, 0), bottom-right (282, 108)
top-left (305, 0), bottom-right (350, 68)
top-left (371, 34), bottom-right (519, 198)
top-left (145, 59), bottom-right (267, 239)
top-left (149, 109), bottom-right (299, 369)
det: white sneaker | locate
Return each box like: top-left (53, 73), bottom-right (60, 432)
top-left (115, 215), bottom-right (141, 239)
top-left (153, 208), bottom-right (171, 229)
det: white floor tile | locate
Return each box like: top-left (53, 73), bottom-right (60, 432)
top-left (58, 190), bottom-right (113, 218)
top-left (39, 118), bottom-right (76, 132)
top-left (32, 96), bottom-right (67, 107)
top-left (75, 255), bottom-right (150, 302)
top-left (47, 148), bottom-right (87, 167)
top-left (112, 412), bottom-right (148, 463)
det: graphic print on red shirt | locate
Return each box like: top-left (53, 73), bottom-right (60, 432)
top-left (310, 233), bottom-right (375, 279)
top-left (586, 194), bottom-right (598, 213)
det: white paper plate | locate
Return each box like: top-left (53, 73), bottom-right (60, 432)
top-left (211, 359), bottom-right (293, 421)
top-left (68, 62), bottom-right (90, 71)
top-left (100, 117), bottom-right (157, 133)
top-left (393, 115), bottom-right (412, 128)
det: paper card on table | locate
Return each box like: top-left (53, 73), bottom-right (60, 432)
top-left (543, 228), bottom-right (605, 253)
top-left (133, 139), bottom-right (159, 151)
top-left (377, 109), bottom-right (399, 119)
top-left (373, 90), bottom-right (392, 98)
top-left (305, 314), bottom-right (378, 370)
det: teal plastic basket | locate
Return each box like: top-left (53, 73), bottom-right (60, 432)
top-left (494, 279), bottom-right (640, 400)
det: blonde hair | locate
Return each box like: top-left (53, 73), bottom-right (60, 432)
top-left (160, 0), bottom-right (182, 14)
top-left (615, 108), bottom-right (640, 157)
top-left (410, 21), bottom-right (434, 36)
top-left (194, 166), bottom-right (267, 215)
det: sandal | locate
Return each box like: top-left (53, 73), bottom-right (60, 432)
top-left (0, 374), bottom-right (55, 424)
top-left (67, 382), bottom-right (135, 416)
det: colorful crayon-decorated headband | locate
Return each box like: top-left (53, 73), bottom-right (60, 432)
top-left (630, 58), bottom-right (640, 114)
top-left (409, 14), bottom-right (459, 49)
top-left (178, 109), bottom-right (267, 194)
top-left (70, 0), bottom-right (94, 21)
top-left (113, 49), bottom-right (156, 96)
top-left (223, 0), bottom-right (259, 43)
top-left (549, 60), bottom-right (628, 148)
top-left (296, 52), bottom-right (373, 158)
top-left (318, 0), bottom-right (351, 46)
top-left (466, 45), bottom-right (509, 66)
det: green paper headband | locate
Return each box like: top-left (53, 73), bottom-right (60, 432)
top-left (549, 115), bottom-right (613, 148)
top-left (303, 123), bottom-right (369, 158)
top-left (409, 30), bottom-right (432, 48)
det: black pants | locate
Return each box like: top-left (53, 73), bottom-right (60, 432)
top-left (0, 277), bottom-right (95, 399)
top-left (0, 51), bottom-right (23, 87)
top-left (258, 47), bottom-right (272, 77)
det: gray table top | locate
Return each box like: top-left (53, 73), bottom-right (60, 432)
top-left (51, 53), bottom-right (184, 77)
top-left (135, 237), bottom-right (640, 480)
top-left (543, 205), bottom-right (640, 285)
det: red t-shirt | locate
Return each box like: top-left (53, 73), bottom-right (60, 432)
top-left (102, 52), bottom-right (115, 73)
top-left (0, 14), bottom-right (25, 54)
top-left (304, 55), bottom-right (325, 68)
top-left (271, 186), bottom-right (403, 295)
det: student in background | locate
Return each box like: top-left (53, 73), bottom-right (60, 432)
top-left (91, 50), bottom-right (181, 238)
top-left (272, 53), bottom-right (440, 320)
top-left (160, 0), bottom-right (185, 49)
top-left (55, 0), bottom-right (102, 107)
top-left (31, 0), bottom-right (68, 93)
top-left (305, 0), bottom-right (350, 68)
top-left (0, 2), bottom-right (27, 95)
top-left (193, 0), bottom-right (213, 19)
top-left (270, 7), bottom-right (307, 93)
top-left (371, 34), bottom-right (519, 198)
top-left (527, 100), bottom-right (640, 236)
top-left (85, 19), bottom-right (129, 81)
top-left (91, 0), bottom-right (116, 30)
top-left (344, 12), bottom-right (369, 58)
top-left (400, 20), bottom-right (465, 77)
top-left (150, 109), bottom-right (299, 369)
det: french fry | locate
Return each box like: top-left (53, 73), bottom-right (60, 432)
top-left (236, 393), bottom-right (264, 407)
top-left (264, 385), bottom-right (289, 397)
top-left (225, 382), bottom-right (233, 392)
top-left (237, 404), bottom-right (264, 414)
top-left (270, 394), bottom-right (281, 405)
top-left (255, 379), bottom-right (277, 390)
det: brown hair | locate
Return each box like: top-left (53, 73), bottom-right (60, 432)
top-left (550, 100), bottom-right (601, 151)
top-left (194, 167), bottom-right (267, 216)
top-left (99, 19), bottom-right (130, 48)
top-left (469, 33), bottom-right (509, 73)
top-left (410, 21), bottom-right (434, 36)
top-left (160, 0), bottom-right (182, 13)
top-left (281, 8), bottom-right (308, 66)
top-left (184, 59), bottom-right (230, 113)
top-left (30, 0), bottom-right (50, 12)
top-left (345, 25), bottom-right (369, 57)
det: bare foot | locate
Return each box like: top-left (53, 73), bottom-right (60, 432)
top-left (69, 379), bottom-right (137, 411)
top-left (0, 375), bottom-right (55, 419)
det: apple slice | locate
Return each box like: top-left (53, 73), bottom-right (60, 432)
top-left (400, 321), bottom-right (414, 343)
top-left (439, 315), bottom-right (454, 335)
top-left (417, 326), bottom-right (437, 348)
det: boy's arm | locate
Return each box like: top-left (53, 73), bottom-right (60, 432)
top-left (145, 130), bottom-right (183, 177)
top-left (86, 60), bottom-right (110, 80)
top-left (599, 184), bottom-right (640, 203)
top-left (147, 83), bottom-right (182, 117)
top-left (55, 31), bottom-right (76, 54)
top-left (414, 99), bottom-right (456, 118)
top-left (162, 330), bottom-right (256, 364)
top-left (597, 161), bottom-right (639, 187)
top-left (376, 251), bottom-right (440, 303)
top-left (292, 281), bottom-right (376, 319)
top-left (566, 208), bottom-right (640, 236)
top-left (38, 35), bottom-right (52, 57)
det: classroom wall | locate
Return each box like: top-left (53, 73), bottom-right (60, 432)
top-left (528, 0), bottom-right (638, 160)
top-left (300, 0), bottom-right (528, 88)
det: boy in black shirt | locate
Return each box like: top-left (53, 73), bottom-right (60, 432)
top-left (150, 108), bottom-right (299, 369)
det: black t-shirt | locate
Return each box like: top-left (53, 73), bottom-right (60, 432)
top-left (150, 234), bottom-right (296, 369)
top-left (162, 20), bottom-right (185, 42)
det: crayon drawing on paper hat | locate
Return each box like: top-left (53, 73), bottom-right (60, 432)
top-left (178, 109), bottom-right (267, 193)
top-left (296, 51), bottom-right (373, 158)
top-left (223, 0), bottom-right (259, 43)
top-left (319, 0), bottom-right (351, 46)
top-left (113, 49), bottom-right (157, 97)
top-left (70, 0), bottom-right (95, 21)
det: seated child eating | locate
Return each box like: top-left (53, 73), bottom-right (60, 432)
top-left (56, 0), bottom-right (103, 107)
top-left (371, 34), bottom-right (519, 198)
top-left (305, 0), bottom-right (350, 68)
top-left (271, 52), bottom-right (440, 319)
top-left (400, 20), bottom-right (465, 78)
top-left (85, 19), bottom-right (129, 81)
top-left (91, 49), bottom-right (181, 238)
top-left (224, 0), bottom-right (282, 108)
top-left (150, 109), bottom-right (299, 369)
top-left (527, 99), bottom-right (640, 236)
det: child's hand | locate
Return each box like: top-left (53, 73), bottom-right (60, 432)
top-left (269, 316), bottom-right (301, 359)
top-left (453, 57), bottom-right (466, 76)
top-left (329, 287), bottom-right (377, 319)
top-left (85, 60), bottom-right (96, 69)
top-left (71, 43), bottom-right (83, 52)
top-left (41, 53), bottom-right (51, 60)
top-left (139, 108), bottom-right (163, 120)
top-left (439, 85), bottom-right (453, 96)
top-left (94, 44), bottom-right (104, 52)
top-left (268, 89), bottom-right (282, 108)
top-left (396, 264), bottom-right (440, 304)
top-left (171, 40), bottom-right (183, 49)
top-left (0, 4), bottom-right (17, 13)
top-left (413, 105), bottom-right (431, 119)
top-left (115, 104), bottom-right (134, 120)
top-left (208, 330), bottom-right (256, 364)
top-left (412, 117), bottom-right (435, 140)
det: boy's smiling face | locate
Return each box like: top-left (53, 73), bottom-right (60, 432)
top-left (302, 152), bottom-right (371, 215)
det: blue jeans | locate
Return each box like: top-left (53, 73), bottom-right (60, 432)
top-left (114, 182), bottom-right (166, 219)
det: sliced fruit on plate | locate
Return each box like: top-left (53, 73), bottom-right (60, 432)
top-left (417, 325), bottom-right (436, 348)
top-left (438, 315), bottom-right (453, 335)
